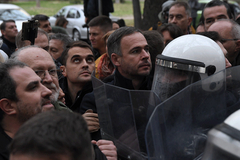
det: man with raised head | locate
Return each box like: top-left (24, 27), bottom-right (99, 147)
top-left (88, 15), bottom-right (113, 59)
top-left (168, 1), bottom-right (192, 34)
top-left (60, 41), bottom-right (95, 112)
top-left (32, 14), bottom-right (52, 33)
top-left (0, 60), bottom-right (53, 160)
top-left (0, 20), bottom-right (18, 55)
top-left (207, 19), bottom-right (240, 66)
top-left (9, 111), bottom-right (94, 160)
top-left (202, 0), bottom-right (233, 31)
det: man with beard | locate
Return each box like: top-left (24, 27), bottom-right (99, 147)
top-left (11, 45), bottom-right (117, 160)
top-left (80, 26), bottom-right (152, 137)
top-left (79, 26), bottom-right (152, 159)
top-left (11, 46), bottom-right (66, 107)
top-left (0, 60), bottom-right (53, 160)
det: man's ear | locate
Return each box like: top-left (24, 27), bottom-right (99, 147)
top-left (0, 30), bottom-right (4, 36)
top-left (60, 65), bottom-right (67, 77)
top-left (188, 17), bottom-right (193, 26)
top-left (0, 99), bottom-right (17, 116)
top-left (235, 40), bottom-right (240, 51)
top-left (111, 53), bottom-right (121, 67)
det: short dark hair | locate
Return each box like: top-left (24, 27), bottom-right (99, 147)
top-left (158, 23), bottom-right (184, 40)
top-left (107, 26), bottom-right (142, 58)
top-left (88, 15), bottom-right (113, 33)
top-left (202, 0), bottom-right (233, 23)
top-left (197, 31), bottom-right (221, 42)
top-left (9, 110), bottom-right (93, 160)
top-left (143, 30), bottom-right (164, 59)
top-left (143, 30), bottom-right (165, 79)
top-left (55, 16), bottom-right (68, 27)
top-left (60, 41), bottom-right (93, 65)
top-left (0, 60), bottom-right (27, 121)
top-left (0, 20), bottom-right (15, 31)
top-left (32, 14), bottom-right (49, 21)
top-left (170, 1), bottom-right (191, 17)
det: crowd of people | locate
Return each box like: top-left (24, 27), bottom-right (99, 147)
top-left (0, 0), bottom-right (240, 159)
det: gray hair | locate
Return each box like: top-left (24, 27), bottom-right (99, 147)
top-left (170, 1), bottom-right (191, 17)
top-left (49, 33), bottom-right (73, 51)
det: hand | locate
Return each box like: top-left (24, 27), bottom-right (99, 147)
top-left (58, 87), bottom-right (65, 104)
top-left (85, 17), bottom-right (88, 23)
top-left (82, 109), bottom-right (100, 133)
top-left (225, 58), bottom-right (232, 68)
top-left (92, 140), bottom-right (117, 160)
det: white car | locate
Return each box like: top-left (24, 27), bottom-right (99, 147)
top-left (0, 4), bottom-right (31, 36)
top-left (49, 5), bottom-right (88, 41)
top-left (49, 5), bottom-right (119, 41)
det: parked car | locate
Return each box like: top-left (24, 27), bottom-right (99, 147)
top-left (0, 4), bottom-right (31, 36)
top-left (49, 5), bottom-right (119, 41)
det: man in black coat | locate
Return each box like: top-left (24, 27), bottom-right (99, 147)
top-left (84, 0), bottom-right (114, 24)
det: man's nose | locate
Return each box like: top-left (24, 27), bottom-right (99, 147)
top-left (141, 49), bottom-right (150, 60)
top-left (41, 84), bottom-right (52, 97)
top-left (82, 59), bottom-right (89, 69)
top-left (42, 71), bottom-right (53, 84)
top-left (171, 17), bottom-right (177, 23)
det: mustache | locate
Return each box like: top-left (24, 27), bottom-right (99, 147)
top-left (41, 97), bottom-right (51, 106)
top-left (44, 83), bottom-right (57, 91)
top-left (138, 61), bottom-right (151, 68)
top-left (79, 69), bottom-right (92, 75)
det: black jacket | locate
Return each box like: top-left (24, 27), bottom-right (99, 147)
top-left (79, 69), bottom-right (152, 140)
top-left (84, 0), bottom-right (114, 23)
top-left (1, 36), bottom-right (16, 56)
top-left (0, 125), bottom-right (11, 160)
top-left (59, 77), bottom-right (93, 112)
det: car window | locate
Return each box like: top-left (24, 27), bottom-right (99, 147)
top-left (0, 9), bottom-right (30, 21)
top-left (57, 8), bottom-right (67, 17)
top-left (67, 9), bottom-right (76, 18)
top-left (76, 10), bottom-right (80, 18)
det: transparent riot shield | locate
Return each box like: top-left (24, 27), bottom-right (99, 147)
top-left (92, 75), bottom-right (161, 160)
top-left (145, 68), bottom-right (238, 160)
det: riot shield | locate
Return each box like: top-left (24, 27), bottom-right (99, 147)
top-left (146, 68), bottom-right (231, 160)
top-left (145, 67), bottom-right (240, 160)
top-left (92, 75), bottom-right (161, 160)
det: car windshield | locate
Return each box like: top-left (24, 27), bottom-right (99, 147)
top-left (0, 9), bottom-right (30, 21)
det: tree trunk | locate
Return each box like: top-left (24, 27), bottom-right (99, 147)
top-left (115, 0), bottom-right (120, 3)
top-left (36, 0), bottom-right (40, 8)
top-left (132, 0), bottom-right (142, 29)
top-left (142, 0), bottom-right (165, 30)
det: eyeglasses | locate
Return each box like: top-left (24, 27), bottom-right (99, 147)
top-left (35, 69), bottom-right (57, 79)
top-left (219, 38), bottom-right (238, 43)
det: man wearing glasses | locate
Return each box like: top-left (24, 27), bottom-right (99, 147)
top-left (11, 46), bottom-right (66, 107)
top-left (208, 19), bottom-right (240, 66)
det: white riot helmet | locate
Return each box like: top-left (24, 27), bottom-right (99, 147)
top-left (152, 34), bottom-right (226, 101)
top-left (202, 109), bottom-right (240, 160)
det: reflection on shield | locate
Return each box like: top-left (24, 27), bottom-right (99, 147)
top-left (146, 66), bottom-right (240, 160)
top-left (92, 74), bottom-right (160, 160)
